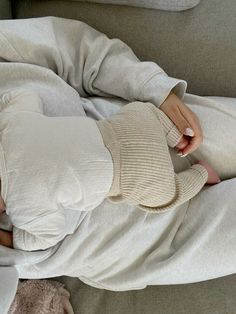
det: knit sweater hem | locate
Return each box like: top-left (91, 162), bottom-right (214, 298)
top-left (96, 101), bottom-right (208, 213)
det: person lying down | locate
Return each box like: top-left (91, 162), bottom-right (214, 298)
top-left (0, 88), bottom-right (220, 252)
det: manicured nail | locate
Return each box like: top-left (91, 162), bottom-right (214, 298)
top-left (184, 128), bottom-right (194, 137)
top-left (177, 151), bottom-right (188, 157)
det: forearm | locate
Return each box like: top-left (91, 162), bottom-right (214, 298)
top-left (0, 229), bottom-right (13, 248)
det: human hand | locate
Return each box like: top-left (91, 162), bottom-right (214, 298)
top-left (0, 229), bottom-right (13, 248)
top-left (175, 135), bottom-right (189, 152)
top-left (160, 91), bottom-right (203, 156)
top-left (196, 160), bottom-right (221, 185)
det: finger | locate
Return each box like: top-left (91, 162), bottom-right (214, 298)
top-left (178, 103), bottom-right (203, 139)
top-left (181, 134), bottom-right (202, 155)
top-left (166, 105), bottom-right (193, 136)
top-left (177, 105), bottom-right (203, 154)
top-left (176, 136), bottom-right (189, 150)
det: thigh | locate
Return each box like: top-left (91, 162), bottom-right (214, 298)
top-left (182, 93), bottom-right (236, 180)
top-left (149, 177), bottom-right (236, 285)
top-left (88, 93), bottom-right (236, 180)
top-left (79, 177), bottom-right (236, 290)
top-left (86, 94), bottom-right (236, 180)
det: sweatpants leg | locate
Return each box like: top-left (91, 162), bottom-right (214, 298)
top-left (19, 94), bottom-right (236, 291)
top-left (183, 94), bottom-right (236, 179)
top-left (148, 94), bottom-right (236, 285)
top-left (146, 176), bottom-right (236, 285)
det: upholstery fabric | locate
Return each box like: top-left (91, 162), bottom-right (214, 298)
top-left (0, 0), bottom-right (12, 19)
top-left (14, 0), bottom-right (236, 97)
top-left (56, 274), bottom-right (236, 314)
top-left (46, 0), bottom-right (201, 11)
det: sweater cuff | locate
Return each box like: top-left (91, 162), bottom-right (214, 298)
top-left (138, 71), bottom-right (187, 108)
top-left (190, 164), bottom-right (209, 182)
top-left (177, 164), bottom-right (208, 200)
top-left (137, 164), bottom-right (208, 214)
top-left (155, 108), bottom-right (183, 147)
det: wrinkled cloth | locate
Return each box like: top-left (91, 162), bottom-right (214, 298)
top-left (0, 17), bottom-right (236, 314)
top-left (0, 15), bottom-right (186, 311)
top-left (96, 101), bottom-right (207, 212)
top-left (0, 88), bottom-right (113, 251)
top-left (8, 279), bottom-right (74, 314)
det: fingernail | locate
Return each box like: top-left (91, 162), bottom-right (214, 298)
top-left (176, 152), bottom-right (188, 157)
top-left (184, 128), bottom-right (194, 137)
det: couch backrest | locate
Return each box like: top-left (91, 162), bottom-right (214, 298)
top-left (0, 0), bottom-right (12, 19)
top-left (44, 0), bottom-right (201, 11)
top-left (8, 0), bottom-right (236, 97)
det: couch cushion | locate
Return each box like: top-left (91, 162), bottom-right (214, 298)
top-left (49, 0), bottom-right (201, 11)
top-left (0, 0), bottom-right (12, 19)
top-left (55, 274), bottom-right (236, 314)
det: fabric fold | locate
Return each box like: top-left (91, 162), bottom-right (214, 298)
top-left (96, 101), bottom-right (208, 213)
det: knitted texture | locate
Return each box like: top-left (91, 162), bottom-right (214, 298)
top-left (8, 279), bottom-right (74, 314)
top-left (96, 101), bottom-right (208, 213)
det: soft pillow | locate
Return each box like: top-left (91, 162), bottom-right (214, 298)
top-left (69, 0), bottom-right (201, 11)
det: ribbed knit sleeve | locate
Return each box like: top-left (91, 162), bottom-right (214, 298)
top-left (96, 101), bottom-right (208, 213)
top-left (156, 108), bottom-right (183, 148)
top-left (137, 164), bottom-right (208, 213)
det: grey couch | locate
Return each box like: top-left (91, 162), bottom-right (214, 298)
top-left (1, 1), bottom-right (236, 313)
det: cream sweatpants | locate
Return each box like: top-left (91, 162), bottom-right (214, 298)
top-left (73, 93), bottom-right (236, 290)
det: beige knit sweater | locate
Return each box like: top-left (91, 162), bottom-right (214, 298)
top-left (96, 101), bottom-right (208, 213)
